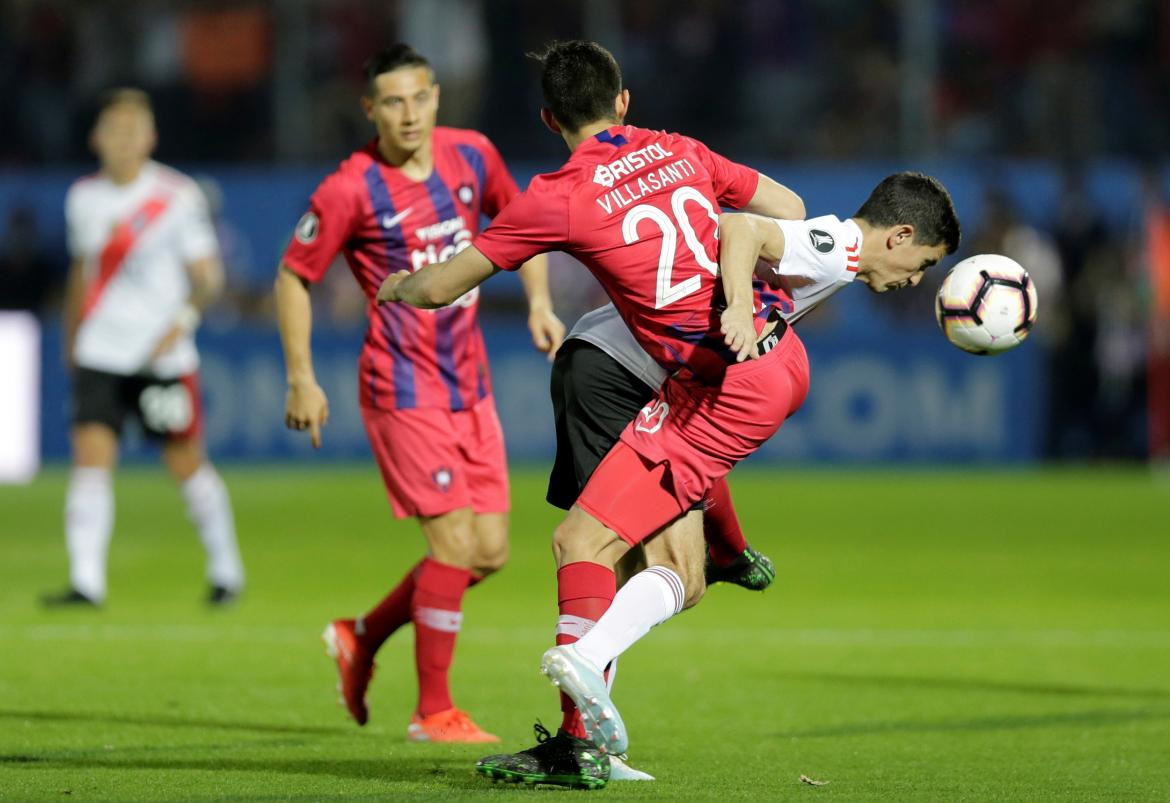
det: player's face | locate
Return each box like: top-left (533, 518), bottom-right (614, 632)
top-left (91, 104), bottom-right (156, 173)
top-left (364, 67), bottom-right (439, 157)
top-left (859, 226), bottom-right (947, 293)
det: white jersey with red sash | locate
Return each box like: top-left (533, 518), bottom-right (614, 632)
top-left (66, 161), bottom-right (218, 378)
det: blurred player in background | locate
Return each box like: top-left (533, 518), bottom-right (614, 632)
top-left (46, 89), bottom-right (244, 607)
top-left (275, 45), bottom-right (564, 743)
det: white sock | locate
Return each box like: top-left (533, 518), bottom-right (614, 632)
top-left (573, 566), bottom-right (684, 673)
top-left (557, 615), bottom-right (619, 690)
top-left (182, 464), bottom-right (244, 590)
top-left (65, 467), bottom-right (114, 602)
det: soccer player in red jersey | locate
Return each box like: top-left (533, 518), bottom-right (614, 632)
top-left (274, 45), bottom-right (565, 744)
top-left (376, 40), bottom-right (815, 781)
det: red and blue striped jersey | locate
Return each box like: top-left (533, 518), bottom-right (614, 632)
top-left (282, 127), bottom-right (519, 411)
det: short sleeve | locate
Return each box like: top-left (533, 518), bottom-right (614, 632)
top-left (473, 186), bottom-right (569, 271)
top-left (474, 134), bottom-right (521, 218)
top-left (683, 136), bottom-right (759, 209)
top-left (281, 171), bottom-right (361, 283)
top-left (772, 216), bottom-right (851, 284)
top-left (176, 184), bottom-right (220, 263)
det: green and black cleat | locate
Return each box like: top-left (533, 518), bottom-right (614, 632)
top-left (476, 722), bottom-right (610, 789)
top-left (705, 544), bottom-right (776, 591)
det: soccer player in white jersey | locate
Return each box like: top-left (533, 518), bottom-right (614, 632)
top-left (44, 89), bottom-right (244, 607)
top-left (528, 172), bottom-right (959, 775)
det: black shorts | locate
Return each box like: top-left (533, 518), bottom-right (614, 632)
top-left (72, 366), bottom-right (203, 441)
top-left (546, 339), bottom-right (656, 510)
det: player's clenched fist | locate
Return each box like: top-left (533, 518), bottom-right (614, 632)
top-left (376, 270), bottom-right (412, 304)
top-left (285, 380), bottom-right (330, 448)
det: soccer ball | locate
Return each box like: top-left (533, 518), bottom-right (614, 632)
top-left (935, 254), bottom-right (1038, 354)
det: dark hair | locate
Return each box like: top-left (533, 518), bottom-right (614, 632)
top-left (528, 40), bottom-right (622, 133)
top-left (363, 44), bottom-right (434, 94)
top-left (855, 172), bottom-right (961, 254)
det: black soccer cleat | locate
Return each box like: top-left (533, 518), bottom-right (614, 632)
top-left (704, 544), bottom-right (776, 591)
top-left (207, 585), bottom-right (241, 606)
top-left (40, 587), bottom-right (102, 608)
top-left (475, 722), bottom-right (610, 789)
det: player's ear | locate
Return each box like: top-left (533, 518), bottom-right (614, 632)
top-left (360, 93), bottom-right (375, 121)
top-left (887, 224), bottom-right (914, 249)
top-left (432, 82), bottom-right (441, 108)
top-left (540, 107), bottom-right (562, 135)
top-left (614, 89), bottom-right (630, 122)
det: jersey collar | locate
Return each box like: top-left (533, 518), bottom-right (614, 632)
top-left (571, 126), bottom-right (631, 163)
top-left (593, 126), bottom-right (629, 147)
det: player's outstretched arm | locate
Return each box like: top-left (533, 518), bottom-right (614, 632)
top-left (275, 263), bottom-right (329, 448)
top-left (517, 253), bottom-right (566, 361)
top-left (718, 213), bottom-right (787, 362)
top-left (377, 245), bottom-right (500, 309)
top-left (742, 175), bottom-right (806, 221)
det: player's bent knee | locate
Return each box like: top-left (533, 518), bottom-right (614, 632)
top-left (470, 512), bottom-right (509, 575)
top-left (163, 438), bottom-right (205, 482)
top-left (552, 510), bottom-right (626, 567)
top-left (551, 520), bottom-right (576, 563)
top-left (420, 510), bottom-right (478, 567)
top-left (473, 540), bottom-right (509, 576)
top-left (428, 536), bottom-right (477, 567)
top-left (72, 424), bottom-right (119, 468)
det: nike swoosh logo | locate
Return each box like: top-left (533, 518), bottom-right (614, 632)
top-left (381, 208), bottom-right (411, 229)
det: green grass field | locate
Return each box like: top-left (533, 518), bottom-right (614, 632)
top-left (1, 466), bottom-right (1168, 801)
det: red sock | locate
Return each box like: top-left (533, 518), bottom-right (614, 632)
top-left (704, 477), bottom-right (747, 567)
top-left (555, 561), bottom-right (616, 738)
top-left (411, 557), bottom-right (472, 717)
top-left (356, 560), bottom-right (423, 652)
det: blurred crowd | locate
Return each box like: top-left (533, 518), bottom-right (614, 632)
top-left (2, 0), bottom-right (1169, 164)
top-left (2, 0), bottom-right (1168, 460)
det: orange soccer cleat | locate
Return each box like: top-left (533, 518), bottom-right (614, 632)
top-left (407, 707), bottom-right (500, 743)
top-left (322, 619), bottom-right (375, 726)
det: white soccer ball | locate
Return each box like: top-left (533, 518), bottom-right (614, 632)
top-left (935, 254), bottom-right (1038, 354)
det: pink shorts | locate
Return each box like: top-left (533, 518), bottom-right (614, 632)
top-left (577, 328), bottom-right (809, 545)
top-left (362, 396), bottom-right (510, 519)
